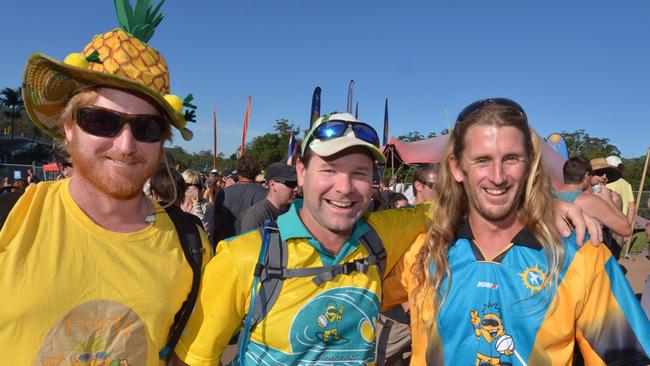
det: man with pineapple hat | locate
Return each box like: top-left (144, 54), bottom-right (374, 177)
top-left (0, 1), bottom-right (211, 365)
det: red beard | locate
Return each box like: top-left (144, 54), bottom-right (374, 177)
top-left (68, 138), bottom-right (160, 200)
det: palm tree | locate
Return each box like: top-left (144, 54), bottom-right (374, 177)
top-left (0, 87), bottom-right (24, 162)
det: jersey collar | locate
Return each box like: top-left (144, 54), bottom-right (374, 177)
top-left (454, 217), bottom-right (542, 250)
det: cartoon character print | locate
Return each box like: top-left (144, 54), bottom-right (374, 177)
top-left (316, 302), bottom-right (346, 344)
top-left (70, 350), bottom-right (128, 366)
top-left (470, 303), bottom-right (515, 366)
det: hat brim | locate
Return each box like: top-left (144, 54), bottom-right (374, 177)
top-left (309, 136), bottom-right (387, 164)
top-left (22, 53), bottom-right (192, 141)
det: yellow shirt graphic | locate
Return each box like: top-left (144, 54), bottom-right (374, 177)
top-left (0, 179), bottom-right (211, 365)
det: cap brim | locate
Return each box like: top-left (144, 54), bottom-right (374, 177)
top-left (22, 53), bottom-right (192, 141)
top-left (309, 135), bottom-right (386, 164)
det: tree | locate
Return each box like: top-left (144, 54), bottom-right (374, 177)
top-left (397, 131), bottom-right (425, 142)
top-left (561, 129), bottom-right (621, 160)
top-left (0, 87), bottom-right (24, 161)
top-left (244, 119), bottom-right (301, 169)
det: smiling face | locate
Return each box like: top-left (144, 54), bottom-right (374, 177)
top-left (449, 124), bottom-right (528, 225)
top-left (297, 147), bottom-right (374, 241)
top-left (64, 88), bottom-right (164, 200)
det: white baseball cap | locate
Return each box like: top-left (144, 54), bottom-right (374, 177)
top-left (301, 113), bottom-right (386, 163)
top-left (606, 156), bottom-right (623, 167)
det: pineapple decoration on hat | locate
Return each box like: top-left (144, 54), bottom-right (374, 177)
top-left (22, 0), bottom-right (196, 141)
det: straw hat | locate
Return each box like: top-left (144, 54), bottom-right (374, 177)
top-left (22, 0), bottom-right (195, 141)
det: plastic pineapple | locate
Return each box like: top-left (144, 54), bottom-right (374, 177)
top-left (23, 0), bottom-right (196, 140)
top-left (83, 0), bottom-right (169, 94)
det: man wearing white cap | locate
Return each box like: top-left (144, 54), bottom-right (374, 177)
top-left (171, 112), bottom-right (598, 366)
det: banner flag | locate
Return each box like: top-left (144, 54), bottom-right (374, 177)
top-left (383, 98), bottom-right (389, 146)
top-left (545, 133), bottom-right (569, 160)
top-left (347, 80), bottom-right (354, 114)
top-left (240, 96), bottom-right (251, 157)
top-left (310, 87), bottom-right (321, 129)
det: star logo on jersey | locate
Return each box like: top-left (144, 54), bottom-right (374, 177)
top-left (518, 264), bottom-right (546, 294)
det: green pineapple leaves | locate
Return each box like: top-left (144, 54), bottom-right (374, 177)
top-left (183, 94), bottom-right (197, 123)
top-left (183, 94), bottom-right (197, 109)
top-left (114, 0), bottom-right (165, 43)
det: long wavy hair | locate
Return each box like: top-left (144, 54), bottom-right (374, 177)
top-left (411, 103), bottom-right (563, 331)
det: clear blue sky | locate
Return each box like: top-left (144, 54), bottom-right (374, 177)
top-left (3, 0), bottom-right (649, 158)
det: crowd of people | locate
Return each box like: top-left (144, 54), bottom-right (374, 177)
top-left (1, 1), bottom-right (649, 365)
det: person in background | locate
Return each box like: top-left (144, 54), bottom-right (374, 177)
top-left (239, 162), bottom-right (298, 233)
top-left (212, 155), bottom-right (267, 246)
top-left (52, 140), bottom-right (74, 179)
top-left (150, 165), bottom-right (204, 230)
top-left (555, 157), bottom-right (631, 258)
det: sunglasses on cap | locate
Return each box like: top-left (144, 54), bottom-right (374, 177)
top-left (75, 106), bottom-right (169, 143)
top-left (456, 98), bottom-right (527, 126)
top-left (305, 120), bottom-right (380, 149)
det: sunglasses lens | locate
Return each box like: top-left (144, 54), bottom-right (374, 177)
top-left (130, 116), bottom-right (165, 142)
top-left (315, 121), bottom-right (348, 139)
top-left (352, 123), bottom-right (380, 146)
top-left (77, 107), bottom-right (122, 137)
top-left (284, 181), bottom-right (297, 189)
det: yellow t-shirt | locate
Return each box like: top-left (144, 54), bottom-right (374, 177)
top-left (0, 179), bottom-right (211, 365)
top-left (607, 178), bottom-right (635, 215)
top-left (175, 200), bottom-right (427, 366)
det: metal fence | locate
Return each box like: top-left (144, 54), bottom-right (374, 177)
top-left (0, 163), bottom-right (48, 183)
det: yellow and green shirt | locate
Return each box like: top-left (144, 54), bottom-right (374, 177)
top-left (175, 199), bottom-right (427, 365)
top-left (0, 179), bottom-right (211, 365)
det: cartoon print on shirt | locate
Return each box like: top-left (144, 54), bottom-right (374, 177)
top-left (470, 303), bottom-right (515, 366)
top-left (317, 302), bottom-right (345, 343)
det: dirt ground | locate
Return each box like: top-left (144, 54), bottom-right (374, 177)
top-left (620, 253), bottom-right (650, 296)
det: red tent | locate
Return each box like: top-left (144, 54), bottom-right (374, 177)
top-left (382, 133), bottom-right (566, 189)
top-left (42, 163), bottom-right (60, 172)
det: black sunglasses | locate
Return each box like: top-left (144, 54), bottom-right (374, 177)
top-left (75, 106), bottom-right (168, 143)
top-left (456, 98), bottom-right (527, 126)
top-left (281, 180), bottom-right (298, 189)
top-left (306, 120), bottom-right (380, 148)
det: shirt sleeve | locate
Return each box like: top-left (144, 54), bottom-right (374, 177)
top-left (174, 233), bottom-right (258, 366)
top-left (381, 233), bottom-right (425, 312)
top-left (365, 202), bottom-right (430, 276)
top-left (575, 245), bottom-right (650, 365)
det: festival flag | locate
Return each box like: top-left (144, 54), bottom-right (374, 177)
top-left (287, 132), bottom-right (297, 165)
top-left (545, 133), bottom-right (569, 160)
top-left (310, 87), bottom-right (321, 128)
top-left (383, 98), bottom-right (389, 146)
top-left (240, 96), bottom-right (251, 157)
top-left (213, 106), bottom-right (217, 169)
top-left (355, 102), bottom-right (359, 119)
top-left (347, 80), bottom-right (354, 114)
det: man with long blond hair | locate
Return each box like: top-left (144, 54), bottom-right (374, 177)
top-left (384, 98), bottom-right (649, 365)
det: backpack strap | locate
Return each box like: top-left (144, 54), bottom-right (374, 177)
top-left (249, 223), bottom-right (286, 329)
top-left (238, 221), bottom-right (387, 354)
top-left (359, 225), bottom-right (387, 280)
top-left (159, 204), bottom-right (205, 360)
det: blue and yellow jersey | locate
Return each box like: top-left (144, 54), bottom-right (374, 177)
top-left (175, 199), bottom-right (427, 366)
top-left (385, 219), bottom-right (650, 366)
